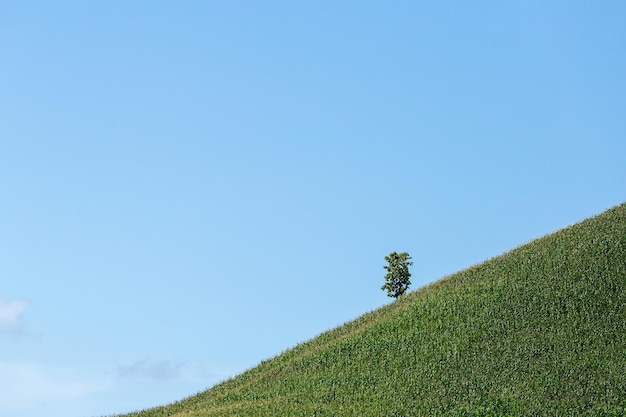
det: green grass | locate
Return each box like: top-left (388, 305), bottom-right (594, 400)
top-left (116, 203), bottom-right (626, 416)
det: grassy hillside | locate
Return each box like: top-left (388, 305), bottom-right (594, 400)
top-left (118, 203), bottom-right (626, 416)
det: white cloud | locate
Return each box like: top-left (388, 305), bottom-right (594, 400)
top-left (0, 361), bottom-right (106, 412)
top-left (0, 299), bottom-right (28, 331)
top-left (116, 359), bottom-right (224, 383)
top-left (117, 359), bottom-right (184, 380)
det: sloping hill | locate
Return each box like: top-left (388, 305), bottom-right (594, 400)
top-left (120, 203), bottom-right (626, 416)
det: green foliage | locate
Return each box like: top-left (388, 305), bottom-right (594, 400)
top-left (113, 203), bottom-right (626, 417)
top-left (382, 251), bottom-right (413, 298)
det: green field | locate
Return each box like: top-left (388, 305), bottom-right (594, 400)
top-left (116, 203), bottom-right (626, 416)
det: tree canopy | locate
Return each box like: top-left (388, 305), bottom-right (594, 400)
top-left (381, 251), bottom-right (412, 298)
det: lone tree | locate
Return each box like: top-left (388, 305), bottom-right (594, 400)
top-left (381, 251), bottom-right (413, 298)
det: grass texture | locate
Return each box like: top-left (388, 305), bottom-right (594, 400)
top-left (116, 202), bottom-right (626, 416)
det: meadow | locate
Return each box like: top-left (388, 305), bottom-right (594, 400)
top-left (115, 203), bottom-right (626, 416)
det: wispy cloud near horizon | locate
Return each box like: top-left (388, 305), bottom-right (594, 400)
top-left (0, 299), bottom-right (27, 332)
top-left (116, 359), bottom-right (224, 383)
top-left (117, 359), bottom-right (184, 380)
top-left (0, 361), bottom-right (107, 413)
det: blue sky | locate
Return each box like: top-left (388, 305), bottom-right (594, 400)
top-left (1, 2), bottom-right (625, 416)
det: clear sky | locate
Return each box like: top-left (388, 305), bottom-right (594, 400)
top-left (1, 2), bottom-right (625, 416)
